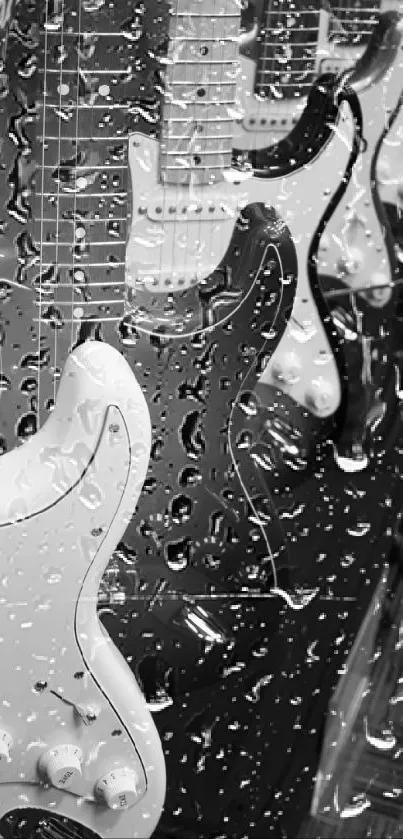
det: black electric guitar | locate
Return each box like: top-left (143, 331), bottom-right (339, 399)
top-left (234, 3), bottom-right (403, 474)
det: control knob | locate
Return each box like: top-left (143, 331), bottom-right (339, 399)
top-left (272, 351), bottom-right (302, 385)
top-left (95, 766), bottom-right (141, 810)
top-left (305, 378), bottom-right (337, 417)
top-left (338, 246), bottom-right (364, 276)
top-left (0, 729), bottom-right (12, 765)
top-left (39, 744), bottom-right (83, 789)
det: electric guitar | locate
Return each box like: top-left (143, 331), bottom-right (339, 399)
top-left (95, 0), bottom-right (361, 724)
top-left (234, 4), bottom-right (403, 471)
top-left (0, 2), bottom-right (167, 838)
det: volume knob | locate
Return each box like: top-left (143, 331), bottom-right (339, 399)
top-left (272, 351), bottom-right (302, 385)
top-left (305, 378), bottom-right (337, 417)
top-left (95, 767), bottom-right (141, 810)
top-left (0, 729), bottom-right (12, 765)
top-left (338, 246), bottom-right (364, 276)
top-left (39, 744), bottom-right (83, 789)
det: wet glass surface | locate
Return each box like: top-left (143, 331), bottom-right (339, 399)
top-left (0, 0), bottom-right (402, 837)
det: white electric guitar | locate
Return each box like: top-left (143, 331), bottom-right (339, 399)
top-left (0, 1), bottom-right (166, 838)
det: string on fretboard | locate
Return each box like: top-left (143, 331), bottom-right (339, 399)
top-left (254, 0), bottom-right (321, 101)
top-left (11, 0), bottom-right (146, 430)
top-left (327, 0), bottom-right (380, 47)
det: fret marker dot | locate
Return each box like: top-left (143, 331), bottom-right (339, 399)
top-left (76, 177), bottom-right (87, 190)
top-left (75, 226), bottom-right (86, 239)
top-left (57, 83), bottom-right (70, 96)
top-left (73, 307), bottom-right (84, 319)
top-left (98, 84), bottom-right (110, 97)
top-left (74, 270), bottom-right (85, 282)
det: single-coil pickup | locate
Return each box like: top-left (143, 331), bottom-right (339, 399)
top-left (242, 114), bottom-right (298, 133)
top-left (145, 199), bottom-right (244, 222)
top-left (319, 58), bottom-right (353, 75)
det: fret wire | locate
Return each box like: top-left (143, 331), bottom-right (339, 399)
top-left (38, 135), bottom-right (126, 141)
top-left (40, 31), bottom-right (135, 37)
top-left (36, 262), bottom-right (126, 267)
top-left (42, 164), bottom-right (127, 170)
top-left (163, 116), bottom-right (235, 123)
top-left (167, 62), bottom-right (237, 69)
top-left (168, 98), bottom-right (235, 106)
top-left (257, 69), bottom-right (317, 77)
top-left (40, 240), bottom-right (127, 246)
top-left (164, 163), bottom-right (230, 171)
top-left (35, 316), bottom-right (124, 324)
top-left (167, 134), bottom-right (234, 141)
top-left (38, 68), bottom-right (124, 75)
top-left (37, 299), bottom-right (123, 307)
top-left (257, 42), bottom-right (320, 49)
top-left (48, 281), bottom-right (126, 288)
top-left (37, 192), bottom-right (127, 198)
top-left (256, 81), bottom-right (316, 88)
top-left (330, 5), bottom-right (378, 10)
top-left (169, 36), bottom-right (239, 42)
top-left (168, 79), bottom-right (237, 86)
top-left (37, 103), bottom-right (132, 110)
top-left (163, 148), bottom-right (231, 156)
top-left (172, 12), bottom-right (240, 18)
top-left (40, 217), bottom-right (128, 222)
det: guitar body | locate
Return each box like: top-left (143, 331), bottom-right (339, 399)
top-left (318, 13), bottom-right (403, 322)
top-left (0, 341), bottom-right (165, 838)
top-left (129, 84), bottom-right (356, 426)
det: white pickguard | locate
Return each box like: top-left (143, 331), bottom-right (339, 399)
top-left (318, 32), bottom-right (403, 307)
top-left (127, 104), bottom-right (355, 419)
top-left (377, 40), bottom-right (403, 207)
top-left (0, 341), bottom-right (165, 838)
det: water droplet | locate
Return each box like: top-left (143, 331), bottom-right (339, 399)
top-left (44, 568), bottom-right (63, 585)
top-left (165, 538), bottom-right (191, 572)
top-left (171, 494), bottom-right (192, 524)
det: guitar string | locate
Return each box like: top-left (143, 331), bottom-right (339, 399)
top-left (0, 15), bottom-right (10, 414)
top-left (70, 0), bottom-right (82, 348)
top-left (37, 0), bottom-right (50, 427)
top-left (54, 0), bottom-right (65, 413)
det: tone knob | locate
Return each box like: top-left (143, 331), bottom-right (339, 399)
top-left (39, 744), bottom-right (83, 789)
top-left (95, 767), bottom-right (141, 810)
top-left (338, 246), bottom-right (364, 276)
top-left (305, 378), bottom-right (337, 417)
top-left (0, 729), bottom-right (13, 765)
top-left (272, 351), bottom-right (302, 385)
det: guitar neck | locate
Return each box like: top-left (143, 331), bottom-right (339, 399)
top-left (159, 0), bottom-right (242, 186)
top-left (327, 0), bottom-right (381, 47)
top-left (254, 0), bottom-right (321, 101)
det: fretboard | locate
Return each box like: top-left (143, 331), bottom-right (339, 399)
top-left (160, 0), bottom-right (242, 185)
top-left (26, 0), bottom-right (147, 341)
top-left (254, 0), bottom-right (321, 101)
top-left (327, 0), bottom-right (380, 46)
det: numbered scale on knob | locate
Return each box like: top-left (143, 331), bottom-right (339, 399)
top-left (95, 767), bottom-right (142, 810)
top-left (38, 744), bottom-right (83, 790)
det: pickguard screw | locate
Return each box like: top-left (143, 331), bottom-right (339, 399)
top-left (91, 527), bottom-right (103, 537)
